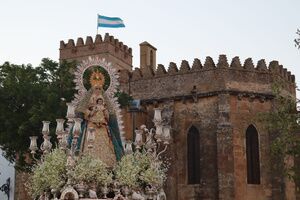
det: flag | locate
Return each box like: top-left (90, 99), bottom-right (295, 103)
top-left (97, 15), bottom-right (125, 28)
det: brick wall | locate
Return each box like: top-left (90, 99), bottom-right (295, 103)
top-left (14, 171), bottom-right (31, 200)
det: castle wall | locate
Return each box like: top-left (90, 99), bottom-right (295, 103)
top-left (123, 55), bottom-right (295, 102)
top-left (126, 97), bottom-right (219, 200)
top-left (230, 95), bottom-right (298, 200)
top-left (121, 55), bottom-right (296, 199)
top-left (230, 96), bottom-right (273, 200)
top-left (173, 97), bottom-right (219, 200)
top-left (60, 34), bottom-right (133, 71)
top-left (14, 171), bottom-right (31, 200)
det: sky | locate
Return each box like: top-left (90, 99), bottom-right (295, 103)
top-left (0, 0), bottom-right (299, 86)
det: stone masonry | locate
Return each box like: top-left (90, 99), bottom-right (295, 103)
top-left (59, 33), bottom-right (132, 71)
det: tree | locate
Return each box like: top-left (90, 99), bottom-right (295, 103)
top-left (0, 58), bottom-right (132, 170)
top-left (295, 29), bottom-right (300, 49)
top-left (258, 83), bottom-right (300, 188)
top-left (0, 58), bottom-right (76, 170)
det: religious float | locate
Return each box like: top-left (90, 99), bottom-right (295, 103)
top-left (27, 57), bottom-right (171, 200)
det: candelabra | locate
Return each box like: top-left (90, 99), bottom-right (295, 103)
top-left (29, 102), bottom-right (96, 161)
top-left (28, 103), bottom-right (172, 200)
top-left (125, 108), bottom-right (172, 160)
top-left (29, 120), bottom-right (53, 161)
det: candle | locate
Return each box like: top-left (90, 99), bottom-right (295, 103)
top-left (56, 119), bottom-right (65, 134)
top-left (125, 141), bottom-right (133, 154)
top-left (42, 121), bottom-right (50, 135)
top-left (29, 136), bottom-right (38, 154)
top-left (163, 126), bottom-right (171, 144)
top-left (66, 103), bottom-right (76, 119)
top-left (135, 130), bottom-right (143, 149)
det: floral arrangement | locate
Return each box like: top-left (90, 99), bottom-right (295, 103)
top-left (114, 153), bottom-right (141, 187)
top-left (114, 152), bottom-right (168, 188)
top-left (26, 148), bottom-right (67, 198)
top-left (139, 160), bottom-right (167, 187)
top-left (73, 154), bottom-right (112, 185)
top-left (26, 149), bottom-right (169, 198)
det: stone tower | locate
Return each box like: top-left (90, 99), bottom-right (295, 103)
top-left (139, 41), bottom-right (157, 71)
top-left (59, 33), bottom-right (133, 71)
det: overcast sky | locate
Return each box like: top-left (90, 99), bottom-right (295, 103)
top-left (0, 0), bottom-right (299, 86)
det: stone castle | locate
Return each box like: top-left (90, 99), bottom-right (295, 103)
top-left (15, 33), bottom-right (298, 200)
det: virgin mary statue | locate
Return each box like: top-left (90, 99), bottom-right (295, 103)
top-left (75, 70), bottom-right (124, 167)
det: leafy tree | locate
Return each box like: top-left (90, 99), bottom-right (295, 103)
top-left (0, 58), bottom-right (76, 170)
top-left (295, 29), bottom-right (300, 49)
top-left (0, 58), bottom-right (133, 171)
top-left (115, 89), bottom-right (133, 108)
top-left (258, 83), bottom-right (300, 188)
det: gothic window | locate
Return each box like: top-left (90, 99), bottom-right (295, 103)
top-left (246, 125), bottom-right (261, 184)
top-left (187, 126), bottom-right (200, 184)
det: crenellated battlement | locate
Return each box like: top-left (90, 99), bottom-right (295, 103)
top-left (58, 33), bottom-right (295, 101)
top-left (122, 55), bottom-right (295, 101)
top-left (128, 55), bottom-right (295, 83)
top-left (60, 33), bottom-right (132, 55)
top-left (59, 33), bottom-right (133, 71)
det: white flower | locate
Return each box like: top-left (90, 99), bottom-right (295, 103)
top-left (73, 155), bottom-right (112, 185)
top-left (26, 149), bottom-right (67, 198)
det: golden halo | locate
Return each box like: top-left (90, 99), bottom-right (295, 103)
top-left (89, 70), bottom-right (105, 88)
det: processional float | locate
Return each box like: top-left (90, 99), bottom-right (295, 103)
top-left (29, 57), bottom-right (172, 200)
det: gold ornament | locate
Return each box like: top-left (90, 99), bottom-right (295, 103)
top-left (90, 70), bottom-right (105, 88)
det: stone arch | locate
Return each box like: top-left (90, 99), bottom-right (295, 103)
top-left (246, 124), bottom-right (261, 184)
top-left (187, 125), bottom-right (201, 184)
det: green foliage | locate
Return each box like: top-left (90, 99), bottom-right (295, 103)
top-left (114, 89), bottom-right (133, 108)
top-left (114, 152), bottom-right (168, 188)
top-left (0, 59), bottom-right (76, 169)
top-left (73, 154), bottom-right (112, 185)
top-left (295, 29), bottom-right (300, 49)
top-left (114, 153), bottom-right (142, 187)
top-left (26, 149), bottom-right (67, 198)
top-left (258, 83), bottom-right (300, 187)
top-left (139, 160), bottom-right (167, 187)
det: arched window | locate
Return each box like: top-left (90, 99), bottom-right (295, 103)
top-left (187, 126), bottom-right (200, 184)
top-left (150, 50), bottom-right (154, 67)
top-left (246, 125), bottom-right (261, 184)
